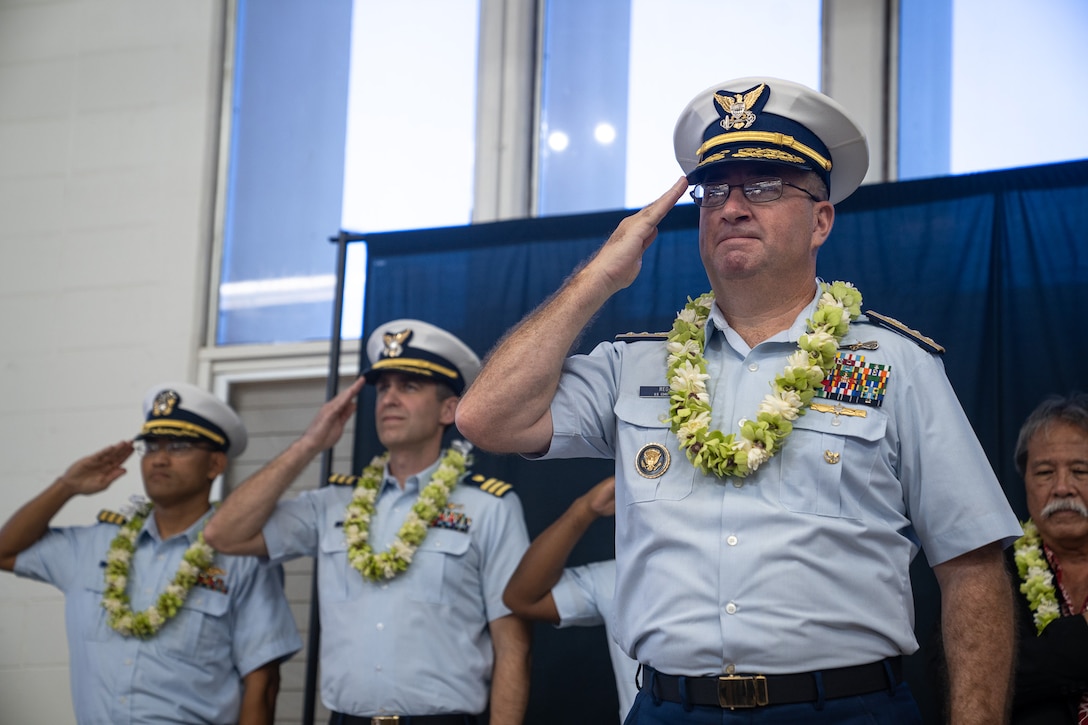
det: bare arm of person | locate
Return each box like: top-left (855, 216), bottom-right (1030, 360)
top-left (203, 377), bottom-right (366, 556)
top-left (0, 440), bottom-right (133, 571)
top-left (486, 613), bottom-right (533, 725)
top-left (503, 476), bottom-right (615, 623)
top-left (456, 178), bottom-right (689, 455)
top-left (934, 541), bottom-right (1015, 724)
top-left (237, 660), bottom-right (281, 725)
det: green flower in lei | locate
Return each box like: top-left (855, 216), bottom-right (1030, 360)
top-left (344, 440), bottom-right (471, 581)
top-left (1014, 519), bottom-right (1061, 634)
top-left (101, 501), bottom-right (215, 638)
top-left (666, 280), bottom-right (863, 479)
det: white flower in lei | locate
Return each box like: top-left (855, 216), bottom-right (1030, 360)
top-left (344, 440), bottom-right (472, 581)
top-left (1014, 519), bottom-right (1061, 634)
top-left (101, 500), bottom-right (215, 638)
top-left (666, 280), bottom-right (863, 479)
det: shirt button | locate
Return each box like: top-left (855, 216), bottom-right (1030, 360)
top-left (124, 658), bottom-right (133, 666)
top-left (375, 665), bottom-right (383, 672)
top-left (747, 363), bottom-right (759, 372)
top-left (381, 584), bottom-right (389, 590)
top-left (376, 622), bottom-right (384, 631)
top-left (726, 535), bottom-right (738, 546)
top-left (725, 602), bottom-right (738, 615)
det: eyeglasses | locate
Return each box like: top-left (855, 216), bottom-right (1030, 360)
top-left (689, 177), bottom-right (822, 207)
top-left (134, 439), bottom-right (215, 457)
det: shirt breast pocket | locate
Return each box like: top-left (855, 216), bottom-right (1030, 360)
top-left (777, 409), bottom-right (887, 519)
top-left (162, 588), bottom-right (232, 662)
top-left (409, 528), bottom-right (471, 605)
top-left (319, 524), bottom-right (359, 602)
top-left (614, 394), bottom-right (694, 504)
top-left (80, 570), bottom-right (115, 642)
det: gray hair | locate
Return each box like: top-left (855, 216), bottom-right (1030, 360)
top-left (1014, 392), bottom-right (1088, 476)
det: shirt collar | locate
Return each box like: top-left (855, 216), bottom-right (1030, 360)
top-left (139, 507), bottom-right (213, 545)
top-left (381, 453), bottom-right (445, 494)
top-left (706, 279), bottom-right (822, 353)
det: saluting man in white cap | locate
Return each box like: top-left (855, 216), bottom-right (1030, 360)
top-left (457, 77), bottom-right (1020, 724)
top-left (206, 319), bottom-right (532, 725)
top-left (0, 382), bottom-right (302, 724)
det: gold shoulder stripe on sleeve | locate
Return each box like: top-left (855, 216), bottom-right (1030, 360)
top-left (863, 310), bottom-right (945, 355)
top-left (614, 331), bottom-right (669, 342)
top-left (327, 473), bottom-right (359, 486)
top-left (97, 509), bottom-right (127, 526)
top-left (469, 473), bottom-right (513, 497)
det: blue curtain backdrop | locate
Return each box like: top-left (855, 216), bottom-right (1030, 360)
top-left (348, 159), bottom-right (1088, 724)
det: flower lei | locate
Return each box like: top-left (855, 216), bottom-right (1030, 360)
top-left (344, 440), bottom-right (471, 581)
top-left (1013, 519), bottom-right (1061, 634)
top-left (101, 500), bottom-right (215, 638)
top-left (666, 280), bottom-right (863, 479)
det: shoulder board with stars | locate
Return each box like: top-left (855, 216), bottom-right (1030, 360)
top-left (97, 509), bottom-right (128, 526)
top-left (861, 310), bottom-right (945, 355)
top-left (327, 473), bottom-right (359, 487)
top-left (614, 331), bottom-right (669, 342)
top-left (465, 473), bottom-right (514, 498)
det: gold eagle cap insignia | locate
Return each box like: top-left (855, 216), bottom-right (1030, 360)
top-left (382, 329), bottom-right (413, 358)
top-left (151, 390), bottom-right (179, 417)
top-left (714, 83), bottom-right (766, 131)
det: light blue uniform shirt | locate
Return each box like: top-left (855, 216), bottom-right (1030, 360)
top-left (262, 457), bottom-right (529, 716)
top-left (15, 509), bottom-right (302, 725)
top-left (551, 559), bottom-right (638, 721)
top-left (543, 288), bottom-right (1022, 677)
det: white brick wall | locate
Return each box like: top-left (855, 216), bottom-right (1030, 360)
top-left (0, 1), bottom-right (224, 721)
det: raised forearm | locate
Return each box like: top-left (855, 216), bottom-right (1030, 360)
top-left (936, 543), bottom-right (1015, 724)
top-left (457, 265), bottom-right (616, 454)
top-left (504, 494), bottom-right (600, 620)
top-left (0, 478), bottom-right (78, 570)
top-left (207, 380), bottom-right (363, 554)
top-left (1, 441), bottom-right (133, 570)
top-left (204, 437), bottom-right (321, 554)
top-left (458, 177), bottom-right (688, 455)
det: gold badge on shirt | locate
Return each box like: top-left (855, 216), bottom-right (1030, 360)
top-left (635, 443), bottom-right (670, 479)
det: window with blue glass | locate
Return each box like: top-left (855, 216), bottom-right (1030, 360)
top-left (899, 0), bottom-right (1088, 180)
top-left (219, 0), bottom-right (478, 345)
top-left (537, 0), bottom-right (823, 216)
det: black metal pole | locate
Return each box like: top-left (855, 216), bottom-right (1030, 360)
top-left (302, 230), bottom-right (351, 725)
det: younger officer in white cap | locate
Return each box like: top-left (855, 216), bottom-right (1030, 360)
top-left (0, 382), bottom-right (302, 724)
top-left (456, 77), bottom-right (1021, 724)
top-left (205, 320), bottom-right (532, 725)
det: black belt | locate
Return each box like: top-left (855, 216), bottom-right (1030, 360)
top-left (644, 658), bottom-right (901, 709)
top-left (330, 714), bottom-right (477, 725)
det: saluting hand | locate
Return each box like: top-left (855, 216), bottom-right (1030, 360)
top-left (586, 177), bottom-right (688, 294)
top-left (57, 440), bottom-right (134, 496)
top-left (582, 475), bottom-right (616, 518)
top-left (298, 376), bottom-right (367, 453)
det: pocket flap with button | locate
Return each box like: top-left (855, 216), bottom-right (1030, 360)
top-left (415, 527), bottom-right (471, 556)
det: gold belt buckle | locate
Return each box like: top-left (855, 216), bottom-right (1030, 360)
top-left (371, 718), bottom-right (401, 725)
top-left (717, 674), bottom-right (769, 709)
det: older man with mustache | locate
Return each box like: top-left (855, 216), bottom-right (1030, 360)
top-left (1009, 393), bottom-right (1088, 723)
